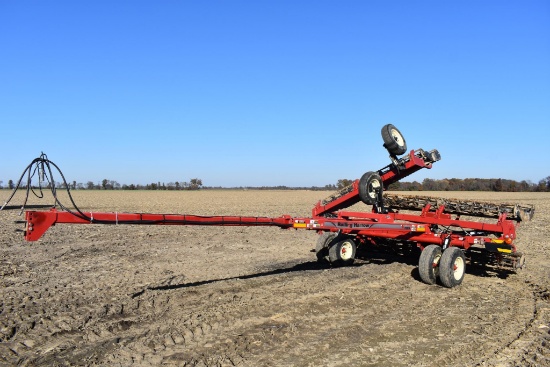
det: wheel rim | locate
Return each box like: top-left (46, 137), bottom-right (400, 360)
top-left (453, 256), bottom-right (465, 280)
top-left (390, 128), bottom-right (405, 147)
top-left (340, 242), bottom-right (353, 260)
top-left (368, 179), bottom-right (381, 199)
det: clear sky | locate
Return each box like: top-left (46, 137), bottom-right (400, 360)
top-left (1, 1), bottom-right (549, 187)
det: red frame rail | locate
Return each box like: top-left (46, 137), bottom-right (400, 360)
top-left (23, 210), bottom-right (296, 242)
top-left (23, 204), bottom-right (517, 253)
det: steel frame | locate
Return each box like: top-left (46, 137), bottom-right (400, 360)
top-left (21, 148), bottom-right (520, 260)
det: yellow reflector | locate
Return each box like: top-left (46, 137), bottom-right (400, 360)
top-left (497, 248), bottom-right (512, 253)
top-left (293, 223), bottom-right (307, 228)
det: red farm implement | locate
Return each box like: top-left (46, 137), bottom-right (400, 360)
top-left (4, 125), bottom-right (534, 288)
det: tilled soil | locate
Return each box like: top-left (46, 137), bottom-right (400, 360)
top-left (1, 190), bottom-right (549, 366)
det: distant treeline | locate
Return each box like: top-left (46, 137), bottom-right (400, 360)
top-left (387, 177), bottom-right (550, 192)
top-left (1, 176), bottom-right (549, 192)
top-left (211, 177), bottom-right (550, 192)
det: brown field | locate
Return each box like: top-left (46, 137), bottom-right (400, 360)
top-left (1, 190), bottom-right (549, 366)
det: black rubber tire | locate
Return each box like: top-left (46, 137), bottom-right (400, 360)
top-left (418, 245), bottom-right (442, 285)
top-left (315, 232), bottom-right (337, 263)
top-left (328, 237), bottom-right (356, 266)
top-left (439, 247), bottom-right (466, 288)
top-left (358, 171), bottom-right (383, 205)
top-left (381, 124), bottom-right (407, 156)
top-left (429, 149), bottom-right (441, 163)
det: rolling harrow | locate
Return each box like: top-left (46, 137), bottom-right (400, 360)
top-left (3, 125), bottom-right (534, 287)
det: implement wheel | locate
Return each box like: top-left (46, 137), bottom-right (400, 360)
top-left (329, 237), bottom-right (356, 266)
top-left (315, 232), bottom-right (337, 263)
top-left (358, 171), bottom-right (383, 205)
top-left (418, 245), bottom-right (442, 285)
top-left (381, 124), bottom-right (407, 156)
top-left (439, 247), bottom-right (466, 288)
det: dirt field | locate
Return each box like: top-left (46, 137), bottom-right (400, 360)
top-left (1, 190), bottom-right (549, 366)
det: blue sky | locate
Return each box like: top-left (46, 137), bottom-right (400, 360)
top-left (1, 1), bottom-right (549, 187)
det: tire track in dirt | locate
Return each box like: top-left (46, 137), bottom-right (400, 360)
top-left (471, 274), bottom-right (550, 367)
top-left (2, 191), bottom-right (549, 366)
top-left (4, 257), bottom-right (536, 367)
top-left (476, 198), bottom-right (550, 367)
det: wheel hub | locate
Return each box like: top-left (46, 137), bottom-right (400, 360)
top-left (453, 257), bottom-right (465, 280)
top-left (340, 243), bottom-right (352, 260)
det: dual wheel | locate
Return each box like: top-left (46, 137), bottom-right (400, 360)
top-left (316, 232), bottom-right (356, 267)
top-left (418, 245), bottom-right (466, 288)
